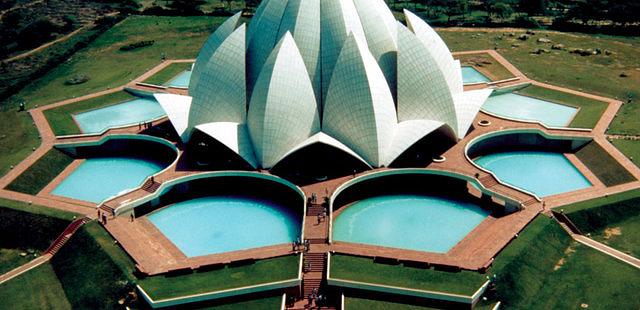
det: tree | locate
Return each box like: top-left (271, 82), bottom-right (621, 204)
top-left (520, 0), bottom-right (546, 16)
top-left (166, 0), bottom-right (206, 15)
top-left (492, 2), bottom-right (514, 20)
top-left (441, 0), bottom-right (469, 23)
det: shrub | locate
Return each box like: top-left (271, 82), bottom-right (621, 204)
top-left (119, 40), bottom-right (155, 51)
top-left (64, 73), bottom-right (90, 85)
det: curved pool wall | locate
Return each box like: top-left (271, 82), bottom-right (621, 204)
top-left (329, 170), bottom-right (520, 245)
top-left (73, 97), bottom-right (166, 134)
top-left (466, 130), bottom-right (593, 197)
top-left (53, 136), bottom-right (179, 203)
top-left (114, 172), bottom-right (306, 250)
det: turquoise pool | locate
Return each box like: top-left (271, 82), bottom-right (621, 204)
top-left (52, 157), bottom-right (164, 203)
top-left (166, 70), bottom-right (191, 88)
top-left (482, 93), bottom-right (577, 127)
top-left (333, 194), bottom-right (489, 253)
top-left (474, 151), bottom-right (591, 197)
top-left (74, 97), bottom-right (166, 134)
top-left (148, 196), bottom-right (300, 257)
top-left (462, 66), bottom-right (490, 84)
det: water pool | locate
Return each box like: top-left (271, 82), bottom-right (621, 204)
top-left (474, 151), bottom-right (591, 197)
top-left (165, 70), bottom-right (191, 88)
top-left (52, 157), bottom-right (163, 203)
top-left (148, 197), bottom-right (300, 257)
top-left (333, 194), bottom-right (489, 253)
top-left (482, 93), bottom-right (577, 127)
top-left (462, 67), bottom-right (490, 84)
top-left (74, 98), bottom-right (166, 134)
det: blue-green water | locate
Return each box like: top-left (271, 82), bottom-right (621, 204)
top-left (74, 98), bottom-right (166, 134)
top-left (148, 196), bottom-right (301, 257)
top-left (52, 157), bottom-right (164, 203)
top-left (474, 151), bottom-right (591, 197)
top-left (333, 194), bottom-right (489, 253)
top-left (166, 70), bottom-right (191, 88)
top-left (462, 66), bottom-right (490, 84)
top-left (482, 93), bottom-right (577, 127)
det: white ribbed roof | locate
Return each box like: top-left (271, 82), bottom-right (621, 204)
top-left (157, 0), bottom-right (492, 169)
top-left (154, 93), bottom-right (192, 140)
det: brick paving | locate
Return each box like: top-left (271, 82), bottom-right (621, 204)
top-left (0, 52), bottom-right (638, 283)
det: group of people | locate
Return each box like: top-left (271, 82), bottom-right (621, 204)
top-left (138, 121), bottom-right (153, 130)
top-left (292, 237), bottom-right (309, 253)
top-left (307, 288), bottom-right (326, 308)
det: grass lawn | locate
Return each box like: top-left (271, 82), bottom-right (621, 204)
top-left (561, 190), bottom-right (640, 258)
top-left (0, 198), bottom-right (75, 275)
top-left (345, 297), bottom-right (442, 310)
top-left (0, 107), bottom-right (40, 178)
top-left (142, 62), bottom-right (192, 85)
top-left (5, 148), bottom-right (74, 195)
top-left (188, 295), bottom-right (283, 309)
top-left (0, 263), bottom-right (71, 310)
top-left (43, 91), bottom-right (136, 136)
top-left (516, 85), bottom-right (608, 128)
top-left (438, 29), bottom-right (640, 134)
top-left (488, 216), bottom-right (640, 309)
top-left (454, 53), bottom-right (514, 81)
top-left (611, 139), bottom-right (640, 168)
top-left (138, 255), bottom-right (300, 300)
top-left (575, 141), bottom-right (636, 186)
top-left (329, 254), bottom-right (487, 296)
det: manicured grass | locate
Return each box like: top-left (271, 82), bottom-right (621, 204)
top-left (574, 141), bottom-right (636, 186)
top-left (438, 29), bottom-right (640, 134)
top-left (611, 139), bottom-right (640, 168)
top-left (43, 91), bottom-right (136, 136)
top-left (142, 62), bottom-right (192, 85)
top-left (0, 263), bottom-right (71, 310)
top-left (0, 108), bottom-right (40, 178)
top-left (0, 198), bottom-right (78, 221)
top-left (329, 254), bottom-right (487, 295)
top-left (516, 85), bottom-right (608, 128)
top-left (455, 53), bottom-right (514, 81)
top-left (198, 295), bottom-right (283, 310)
top-left (5, 148), bottom-right (73, 195)
top-left (345, 296), bottom-right (440, 310)
top-left (561, 190), bottom-right (640, 257)
top-left (0, 248), bottom-right (34, 275)
top-left (10, 16), bottom-right (226, 108)
top-left (50, 222), bottom-right (133, 309)
top-left (138, 255), bottom-right (300, 300)
top-left (488, 216), bottom-right (640, 309)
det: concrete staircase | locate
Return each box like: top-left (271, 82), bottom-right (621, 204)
top-left (45, 217), bottom-right (91, 255)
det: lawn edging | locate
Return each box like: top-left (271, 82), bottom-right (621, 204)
top-left (326, 253), bottom-right (490, 306)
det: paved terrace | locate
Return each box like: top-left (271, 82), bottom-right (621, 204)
top-left (1, 53), bottom-right (639, 276)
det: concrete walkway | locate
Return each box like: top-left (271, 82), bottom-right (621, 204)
top-left (574, 235), bottom-right (640, 269)
top-left (0, 254), bottom-right (52, 285)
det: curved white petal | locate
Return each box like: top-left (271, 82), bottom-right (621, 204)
top-left (154, 93), bottom-right (192, 141)
top-left (190, 12), bottom-right (242, 90)
top-left (384, 120), bottom-right (447, 166)
top-left (323, 34), bottom-right (396, 167)
top-left (189, 24), bottom-right (246, 127)
top-left (273, 132), bottom-right (372, 169)
top-left (248, 33), bottom-right (321, 169)
top-left (397, 22), bottom-right (458, 131)
top-left (404, 10), bottom-right (463, 95)
top-left (454, 89), bottom-right (493, 138)
top-left (320, 0), bottom-right (368, 105)
top-left (195, 122), bottom-right (258, 168)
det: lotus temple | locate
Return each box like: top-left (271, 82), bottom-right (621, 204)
top-left (2, 0), bottom-right (639, 309)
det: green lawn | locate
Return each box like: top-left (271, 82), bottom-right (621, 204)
top-left (0, 198), bottom-right (74, 275)
top-left (0, 263), bottom-right (71, 310)
top-left (142, 62), bottom-right (192, 85)
top-left (138, 255), bottom-right (300, 300)
top-left (0, 107), bottom-right (40, 178)
top-left (516, 85), bottom-right (608, 128)
top-left (0, 16), bottom-right (224, 179)
top-left (611, 139), bottom-right (640, 168)
top-left (345, 296), bottom-right (440, 310)
top-left (438, 29), bottom-right (640, 134)
top-left (455, 53), bottom-right (515, 81)
top-left (575, 141), bottom-right (636, 186)
top-left (182, 295), bottom-right (282, 309)
top-left (43, 91), bottom-right (136, 136)
top-left (562, 190), bottom-right (640, 258)
top-left (488, 216), bottom-right (640, 309)
top-left (5, 148), bottom-right (74, 195)
top-left (329, 254), bottom-right (487, 296)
